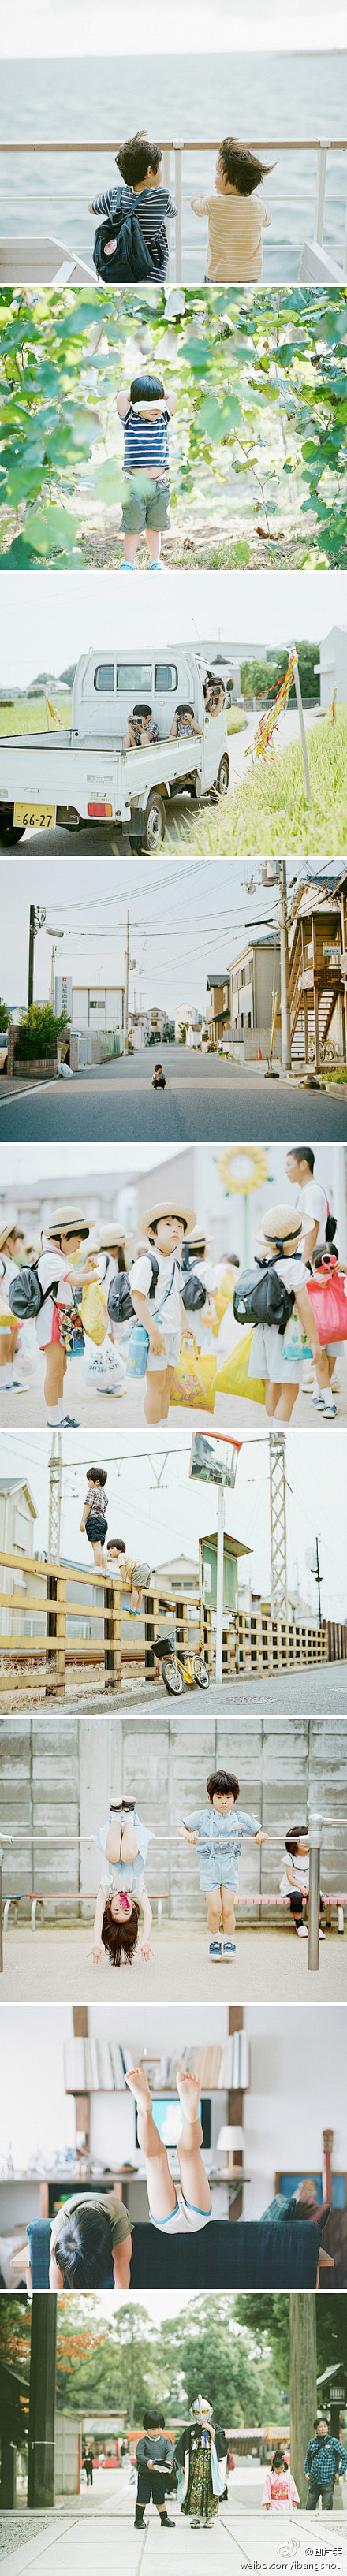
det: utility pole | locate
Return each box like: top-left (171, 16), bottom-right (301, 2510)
top-left (269, 1432), bottom-right (288, 1621)
top-left (290, 2293), bottom-right (317, 2503)
top-left (280, 860), bottom-right (291, 1071)
top-left (28, 906), bottom-right (46, 1007)
top-left (124, 909), bottom-right (129, 1055)
top-left (28, 2296), bottom-right (57, 2507)
top-left (315, 1534), bottom-right (323, 1625)
top-left (48, 1433), bottom-right (62, 1562)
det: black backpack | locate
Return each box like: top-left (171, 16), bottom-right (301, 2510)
top-left (181, 1271), bottom-right (207, 1313)
top-left (107, 1252), bottom-right (159, 1327)
top-left (9, 1260), bottom-right (62, 1320)
top-left (93, 189), bottom-right (166, 285)
top-left (233, 1256), bottom-right (295, 1338)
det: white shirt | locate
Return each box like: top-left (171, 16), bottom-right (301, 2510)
top-left (294, 1181), bottom-right (327, 1250)
top-left (35, 1241), bottom-right (76, 1346)
top-left (269, 1254), bottom-right (309, 1295)
top-left (130, 1250), bottom-right (181, 1333)
top-left (280, 1850), bottom-right (309, 1898)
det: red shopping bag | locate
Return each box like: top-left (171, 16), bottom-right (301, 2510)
top-left (306, 1256), bottom-right (347, 1344)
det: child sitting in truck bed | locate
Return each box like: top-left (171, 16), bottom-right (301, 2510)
top-left (170, 703), bottom-right (201, 741)
top-left (90, 132), bottom-right (177, 281)
top-left (191, 136), bottom-right (273, 281)
top-left (117, 373), bottom-right (177, 568)
top-left (123, 702), bottom-right (160, 750)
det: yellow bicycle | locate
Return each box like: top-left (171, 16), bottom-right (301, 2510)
top-left (155, 1632), bottom-right (209, 1696)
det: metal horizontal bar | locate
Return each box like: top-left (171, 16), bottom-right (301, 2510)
top-left (1, 138), bottom-right (346, 152)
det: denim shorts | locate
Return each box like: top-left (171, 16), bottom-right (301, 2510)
top-left (121, 475), bottom-right (170, 531)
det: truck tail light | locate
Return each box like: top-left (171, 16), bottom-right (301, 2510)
top-left (88, 801), bottom-right (113, 818)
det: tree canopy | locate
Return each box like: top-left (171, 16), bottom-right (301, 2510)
top-left (0, 284), bottom-right (345, 566)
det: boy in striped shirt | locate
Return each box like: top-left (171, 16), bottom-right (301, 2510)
top-left (117, 372), bottom-right (177, 567)
top-left (192, 136), bottom-right (272, 283)
top-left (91, 132), bottom-right (177, 281)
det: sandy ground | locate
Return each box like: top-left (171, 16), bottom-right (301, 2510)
top-left (1, 1347), bottom-right (346, 1429)
top-left (1, 1919), bottom-right (345, 2004)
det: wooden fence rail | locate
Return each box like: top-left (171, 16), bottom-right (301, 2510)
top-left (0, 1547), bottom-right (345, 1703)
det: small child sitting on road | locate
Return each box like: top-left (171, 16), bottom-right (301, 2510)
top-left (191, 136), bottom-right (273, 282)
top-left (179, 1766), bottom-right (267, 1960)
top-left (80, 1465), bottom-right (108, 1569)
top-left (90, 1796), bottom-right (154, 1967)
top-left (152, 1062), bottom-right (166, 1089)
top-left (90, 132), bottom-right (177, 281)
top-left (117, 373), bottom-right (177, 568)
top-left (106, 1537), bottom-right (152, 1614)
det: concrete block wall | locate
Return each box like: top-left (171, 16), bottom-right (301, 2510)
top-left (1, 1718), bottom-right (345, 1919)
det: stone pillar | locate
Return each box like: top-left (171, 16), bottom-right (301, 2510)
top-left (28, 2296), bottom-right (57, 2507)
top-left (290, 2291), bottom-right (317, 2502)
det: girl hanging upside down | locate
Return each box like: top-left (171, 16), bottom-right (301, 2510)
top-left (89, 1798), bottom-right (155, 1967)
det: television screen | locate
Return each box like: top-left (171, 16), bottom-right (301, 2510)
top-left (135, 2095), bottom-right (211, 2150)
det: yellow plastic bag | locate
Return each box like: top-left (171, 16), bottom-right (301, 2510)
top-left (80, 1280), bottom-right (108, 1347)
top-left (215, 1327), bottom-right (265, 1405)
top-left (170, 1335), bottom-right (217, 1413)
top-left (212, 1269), bottom-right (237, 1334)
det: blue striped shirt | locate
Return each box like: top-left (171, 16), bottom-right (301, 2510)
top-left (123, 405), bottom-right (170, 474)
top-left (91, 183), bottom-right (177, 278)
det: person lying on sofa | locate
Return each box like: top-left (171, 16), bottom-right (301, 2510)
top-left (260, 2178), bottom-right (331, 2232)
top-left (48, 2067), bottom-right (211, 2288)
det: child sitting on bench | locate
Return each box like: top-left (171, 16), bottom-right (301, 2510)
top-left (90, 1796), bottom-right (154, 1967)
top-left (179, 1766), bottom-right (267, 1960)
top-left (280, 1825), bottom-right (326, 1940)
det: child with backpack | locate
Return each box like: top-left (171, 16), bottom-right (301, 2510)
top-left (240, 1204), bottom-right (331, 1423)
top-left (91, 132), bottom-right (177, 285)
top-left (179, 1766), bottom-right (267, 1960)
top-left (191, 136), bottom-right (273, 282)
top-left (8, 1206), bottom-right (93, 1428)
top-left (127, 1196), bottom-right (195, 1424)
top-left (117, 374), bottom-right (177, 568)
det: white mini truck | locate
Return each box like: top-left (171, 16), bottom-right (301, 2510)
top-left (0, 649), bottom-right (229, 854)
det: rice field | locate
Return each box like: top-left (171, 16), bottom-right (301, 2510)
top-left (0, 700), bottom-right (72, 734)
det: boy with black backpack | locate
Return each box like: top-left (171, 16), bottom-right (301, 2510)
top-left (126, 1197), bottom-right (195, 1424)
top-left (235, 1204), bottom-right (330, 1424)
top-left (91, 132), bottom-right (177, 285)
top-left (8, 1206), bottom-right (93, 1430)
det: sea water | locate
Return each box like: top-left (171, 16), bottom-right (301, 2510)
top-left (0, 53), bottom-right (346, 275)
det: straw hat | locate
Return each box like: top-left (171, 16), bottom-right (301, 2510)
top-left (254, 1203), bottom-right (306, 1254)
top-left (43, 1207), bottom-right (90, 1241)
top-left (97, 1225), bottom-right (130, 1253)
top-left (140, 1197), bottom-right (196, 1238)
top-left (0, 1207), bottom-right (18, 1252)
top-left (185, 1227), bottom-right (211, 1252)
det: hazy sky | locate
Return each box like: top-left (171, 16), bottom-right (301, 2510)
top-left (2, 1426), bottom-right (346, 1616)
top-left (2, 858), bottom-right (329, 1016)
top-left (0, 571), bottom-right (345, 691)
top-left (3, 2), bottom-right (344, 55)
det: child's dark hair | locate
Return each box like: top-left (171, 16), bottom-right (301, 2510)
top-left (132, 702), bottom-right (152, 720)
top-left (107, 1538), bottom-right (125, 1554)
top-left (271, 2448), bottom-right (287, 2471)
top-left (143, 2407), bottom-right (166, 2430)
top-left (56, 2205), bottom-right (113, 2289)
top-left (87, 1466), bottom-right (107, 1486)
top-left (219, 136), bottom-right (274, 195)
top-left (289, 1147), bottom-right (315, 1171)
top-left (116, 132), bottom-right (162, 187)
top-left (102, 1897), bottom-right (140, 1967)
top-left (130, 374), bottom-right (164, 404)
top-left (285, 1825), bottom-right (307, 1855)
top-left (176, 702), bottom-right (194, 717)
top-left (154, 1063), bottom-right (162, 1070)
top-left (207, 1770), bottom-right (239, 1801)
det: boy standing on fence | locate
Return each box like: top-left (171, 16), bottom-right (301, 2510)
top-left (179, 1768), bottom-right (267, 1960)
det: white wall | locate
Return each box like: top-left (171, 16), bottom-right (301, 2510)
top-left (243, 2005), bottom-right (347, 2219)
top-left (0, 2006), bottom-right (73, 2168)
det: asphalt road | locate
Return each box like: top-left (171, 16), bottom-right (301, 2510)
top-left (19, 1664), bottom-right (345, 1717)
top-left (0, 1047), bottom-right (345, 1145)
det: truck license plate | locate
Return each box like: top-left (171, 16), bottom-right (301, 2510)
top-left (13, 802), bottom-right (56, 831)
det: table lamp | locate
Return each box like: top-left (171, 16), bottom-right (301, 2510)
top-left (217, 2124), bottom-right (244, 2176)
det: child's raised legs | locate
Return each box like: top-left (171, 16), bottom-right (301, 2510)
top-left (125, 2067), bottom-right (178, 2219)
top-left (176, 2070), bottom-right (211, 2213)
top-left (106, 1815), bottom-right (138, 1863)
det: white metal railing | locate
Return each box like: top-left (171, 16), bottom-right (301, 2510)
top-left (0, 139), bottom-right (346, 277)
